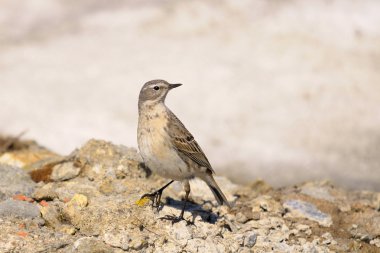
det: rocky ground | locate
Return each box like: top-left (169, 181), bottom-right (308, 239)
top-left (0, 135), bottom-right (379, 253)
top-left (1, 0), bottom-right (380, 190)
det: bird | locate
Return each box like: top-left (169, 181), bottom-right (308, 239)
top-left (137, 79), bottom-right (231, 221)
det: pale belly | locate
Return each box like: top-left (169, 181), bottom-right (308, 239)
top-left (137, 107), bottom-right (192, 181)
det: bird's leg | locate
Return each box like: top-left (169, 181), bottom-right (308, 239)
top-left (178, 180), bottom-right (191, 220)
top-left (160, 180), bottom-right (195, 225)
top-left (140, 180), bottom-right (174, 210)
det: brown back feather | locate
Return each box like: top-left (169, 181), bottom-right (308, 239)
top-left (167, 109), bottom-right (214, 174)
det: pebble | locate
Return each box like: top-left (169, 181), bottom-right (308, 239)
top-left (167, 220), bottom-right (193, 246)
top-left (321, 232), bottom-right (337, 245)
top-left (63, 194), bottom-right (88, 221)
top-left (103, 229), bottom-right (131, 250)
top-left (370, 238), bottom-right (380, 248)
top-left (0, 199), bottom-right (40, 218)
top-left (69, 237), bottom-right (116, 253)
top-left (283, 199), bottom-right (333, 227)
top-left (40, 204), bottom-right (62, 228)
top-left (51, 162), bottom-right (81, 181)
top-left (67, 194), bottom-right (88, 209)
top-left (244, 232), bottom-right (257, 248)
top-left (0, 164), bottom-right (36, 201)
top-left (58, 224), bottom-right (76, 235)
top-left (32, 183), bottom-right (58, 200)
top-left (300, 182), bottom-right (335, 202)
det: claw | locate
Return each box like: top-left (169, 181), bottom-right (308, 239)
top-left (159, 215), bottom-right (195, 226)
top-left (139, 191), bottom-right (161, 210)
top-left (139, 180), bottom-right (174, 211)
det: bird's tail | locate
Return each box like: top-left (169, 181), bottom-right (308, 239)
top-left (202, 174), bottom-right (232, 208)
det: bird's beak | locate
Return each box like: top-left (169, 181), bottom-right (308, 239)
top-left (169, 83), bottom-right (182, 89)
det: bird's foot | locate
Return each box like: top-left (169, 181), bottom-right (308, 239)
top-left (140, 189), bottom-right (164, 211)
top-left (139, 180), bottom-right (174, 212)
top-left (159, 214), bottom-right (195, 226)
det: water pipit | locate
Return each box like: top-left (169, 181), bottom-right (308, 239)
top-left (137, 79), bottom-right (231, 222)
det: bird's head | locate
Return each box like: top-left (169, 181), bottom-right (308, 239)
top-left (138, 79), bottom-right (182, 108)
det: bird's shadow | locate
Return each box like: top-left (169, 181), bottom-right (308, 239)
top-left (163, 197), bottom-right (219, 224)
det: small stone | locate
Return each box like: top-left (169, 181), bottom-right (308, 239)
top-left (295, 224), bottom-right (312, 236)
top-left (32, 183), bottom-right (58, 200)
top-left (103, 229), bottom-right (131, 250)
top-left (351, 214), bottom-right (380, 240)
top-left (244, 232), bottom-right (257, 248)
top-left (158, 242), bottom-right (182, 253)
top-left (300, 182), bottom-right (335, 202)
top-left (69, 237), bottom-right (116, 253)
top-left (0, 164), bottom-right (36, 201)
top-left (67, 194), bottom-right (88, 209)
top-left (63, 194), bottom-right (88, 225)
top-left (268, 229), bottom-right (289, 243)
top-left (54, 180), bottom-right (100, 201)
top-left (367, 216), bottom-right (380, 236)
top-left (238, 248), bottom-right (250, 253)
top-left (99, 178), bottom-right (115, 195)
top-left (0, 199), bottom-right (40, 218)
top-left (289, 229), bottom-right (299, 236)
top-left (298, 238), bottom-right (307, 244)
top-left (338, 203), bottom-right (351, 212)
top-left (58, 224), bottom-right (76, 235)
top-left (206, 237), bottom-right (227, 252)
top-left (370, 238), bottom-right (380, 248)
top-left (301, 242), bottom-right (320, 252)
top-left (273, 242), bottom-right (293, 252)
top-left (236, 212), bottom-right (249, 223)
top-left (252, 195), bottom-right (283, 214)
top-left (296, 224), bottom-right (310, 231)
top-left (51, 162), bottom-right (81, 181)
top-left (129, 235), bottom-right (148, 250)
top-left (233, 234), bottom-right (245, 246)
top-left (185, 238), bottom-right (206, 253)
top-left (167, 220), bottom-right (193, 245)
top-left (115, 160), bottom-right (141, 179)
top-left (40, 204), bottom-right (62, 228)
top-left (360, 234), bottom-right (371, 243)
top-left (321, 232), bottom-right (336, 245)
top-left (281, 224), bottom-right (290, 233)
top-left (32, 217), bottom-right (46, 226)
top-left (283, 199), bottom-right (332, 227)
top-left (251, 211), bottom-right (261, 220)
top-left (229, 243), bottom-right (241, 252)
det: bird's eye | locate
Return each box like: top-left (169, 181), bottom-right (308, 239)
top-left (153, 86), bottom-right (160, 91)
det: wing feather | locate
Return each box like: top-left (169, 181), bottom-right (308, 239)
top-left (167, 110), bottom-right (214, 173)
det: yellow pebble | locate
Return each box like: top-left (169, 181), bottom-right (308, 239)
top-left (135, 196), bottom-right (150, 207)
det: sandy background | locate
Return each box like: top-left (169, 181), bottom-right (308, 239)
top-left (1, 0), bottom-right (379, 190)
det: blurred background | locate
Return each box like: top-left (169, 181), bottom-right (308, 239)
top-left (1, 0), bottom-right (379, 190)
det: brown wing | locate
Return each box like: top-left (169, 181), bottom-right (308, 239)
top-left (167, 110), bottom-right (214, 174)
